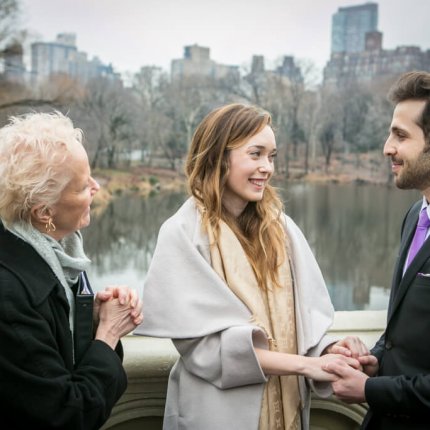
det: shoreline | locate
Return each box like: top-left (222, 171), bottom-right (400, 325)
top-left (92, 166), bottom-right (187, 211)
top-left (92, 163), bottom-right (391, 210)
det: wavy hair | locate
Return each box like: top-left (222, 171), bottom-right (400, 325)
top-left (186, 103), bottom-right (286, 290)
top-left (0, 111), bottom-right (83, 225)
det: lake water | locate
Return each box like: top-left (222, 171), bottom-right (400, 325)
top-left (82, 182), bottom-right (420, 311)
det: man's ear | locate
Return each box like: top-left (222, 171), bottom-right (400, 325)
top-left (30, 204), bottom-right (53, 225)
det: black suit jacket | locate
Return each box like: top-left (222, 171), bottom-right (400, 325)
top-left (0, 224), bottom-right (127, 430)
top-left (362, 200), bottom-right (430, 429)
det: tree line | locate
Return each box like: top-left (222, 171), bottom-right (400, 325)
top-left (0, 0), bottom-right (396, 179)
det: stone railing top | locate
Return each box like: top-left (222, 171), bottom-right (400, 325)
top-left (126, 310), bottom-right (388, 376)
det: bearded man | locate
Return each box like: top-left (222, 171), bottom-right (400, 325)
top-left (324, 71), bottom-right (430, 430)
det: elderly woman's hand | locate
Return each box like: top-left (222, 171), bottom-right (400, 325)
top-left (95, 291), bottom-right (143, 350)
top-left (93, 285), bottom-right (143, 326)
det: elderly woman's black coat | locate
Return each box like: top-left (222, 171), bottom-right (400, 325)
top-left (0, 224), bottom-right (127, 430)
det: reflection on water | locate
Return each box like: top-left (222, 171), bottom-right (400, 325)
top-left (280, 183), bottom-right (419, 310)
top-left (83, 183), bottom-right (420, 311)
top-left (83, 191), bottom-right (185, 297)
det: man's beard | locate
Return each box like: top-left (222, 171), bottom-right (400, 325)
top-left (395, 150), bottom-right (430, 190)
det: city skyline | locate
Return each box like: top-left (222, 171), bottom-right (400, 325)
top-left (20, 0), bottom-right (430, 79)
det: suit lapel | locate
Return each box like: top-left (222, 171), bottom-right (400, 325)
top-left (388, 201), bottom-right (423, 322)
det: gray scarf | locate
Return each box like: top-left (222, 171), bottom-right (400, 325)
top-left (6, 222), bottom-right (91, 337)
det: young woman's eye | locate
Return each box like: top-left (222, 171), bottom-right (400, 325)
top-left (251, 151), bottom-right (260, 158)
top-left (269, 153), bottom-right (277, 161)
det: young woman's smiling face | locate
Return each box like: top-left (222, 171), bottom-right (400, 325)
top-left (223, 125), bottom-right (277, 217)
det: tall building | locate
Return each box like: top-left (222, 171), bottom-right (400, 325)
top-left (331, 3), bottom-right (378, 53)
top-left (31, 33), bottom-right (120, 83)
top-left (171, 44), bottom-right (239, 81)
top-left (250, 55), bottom-right (265, 75)
top-left (325, 3), bottom-right (430, 85)
top-left (246, 54), bottom-right (303, 85)
top-left (31, 33), bottom-right (78, 79)
top-left (276, 56), bottom-right (303, 83)
top-left (324, 44), bottom-right (430, 86)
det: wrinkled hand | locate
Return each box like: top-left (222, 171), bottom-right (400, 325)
top-left (323, 359), bottom-right (368, 403)
top-left (304, 354), bottom-right (361, 382)
top-left (324, 336), bottom-right (369, 359)
top-left (94, 285), bottom-right (142, 325)
top-left (96, 294), bottom-right (143, 350)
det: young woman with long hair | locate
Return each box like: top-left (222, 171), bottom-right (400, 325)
top-left (136, 103), bottom-right (368, 430)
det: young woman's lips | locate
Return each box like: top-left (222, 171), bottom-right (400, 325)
top-left (249, 178), bottom-right (265, 188)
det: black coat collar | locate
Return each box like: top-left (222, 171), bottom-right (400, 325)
top-left (0, 223), bottom-right (61, 307)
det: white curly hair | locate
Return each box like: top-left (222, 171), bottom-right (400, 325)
top-left (0, 111), bottom-right (84, 225)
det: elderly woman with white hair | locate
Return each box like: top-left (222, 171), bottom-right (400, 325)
top-left (0, 111), bottom-right (143, 430)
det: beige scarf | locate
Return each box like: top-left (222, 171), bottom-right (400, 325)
top-left (208, 220), bottom-right (302, 430)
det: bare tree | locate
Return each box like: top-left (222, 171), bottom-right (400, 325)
top-left (319, 120), bottom-right (338, 174)
top-left (0, 0), bottom-right (19, 49)
top-left (299, 90), bottom-right (319, 174)
top-left (263, 74), bottom-right (291, 175)
top-left (316, 88), bottom-right (343, 173)
top-left (133, 66), bottom-right (168, 108)
top-left (0, 73), bottom-right (85, 127)
top-left (78, 79), bottom-right (135, 169)
top-left (160, 76), bottom-right (222, 170)
top-left (218, 62), bottom-right (267, 105)
top-left (132, 67), bottom-right (172, 166)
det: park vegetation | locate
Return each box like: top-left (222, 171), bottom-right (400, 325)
top-left (0, 0), bottom-right (395, 183)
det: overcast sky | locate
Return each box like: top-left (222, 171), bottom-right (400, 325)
top-left (20, 0), bottom-right (430, 78)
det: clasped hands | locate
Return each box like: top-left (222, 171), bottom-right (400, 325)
top-left (93, 285), bottom-right (144, 349)
top-left (94, 285), bottom-right (144, 325)
top-left (322, 336), bottom-right (379, 404)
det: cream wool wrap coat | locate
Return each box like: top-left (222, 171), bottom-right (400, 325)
top-left (135, 198), bottom-right (338, 430)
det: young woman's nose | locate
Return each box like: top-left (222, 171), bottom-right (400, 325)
top-left (259, 158), bottom-right (274, 173)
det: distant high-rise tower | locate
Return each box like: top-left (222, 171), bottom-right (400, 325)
top-left (171, 44), bottom-right (239, 80)
top-left (251, 55), bottom-right (265, 75)
top-left (331, 3), bottom-right (378, 53)
top-left (31, 33), bottom-right (120, 83)
top-left (31, 33), bottom-right (78, 79)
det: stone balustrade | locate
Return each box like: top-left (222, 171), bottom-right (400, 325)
top-left (101, 310), bottom-right (387, 430)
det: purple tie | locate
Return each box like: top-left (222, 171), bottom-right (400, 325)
top-left (406, 208), bottom-right (430, 268)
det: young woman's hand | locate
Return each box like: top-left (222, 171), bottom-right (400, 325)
top-left (323, 336), bottom-right (369, 358)
top-left (301, 354), bottom-right (361, 381)
top-left (254, 348), bottom-right (360, 381)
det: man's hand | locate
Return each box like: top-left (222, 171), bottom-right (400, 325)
top-left (323, 359), bottom-right (368, 403)
top-left (358, 354), bottom-right (379, 377)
